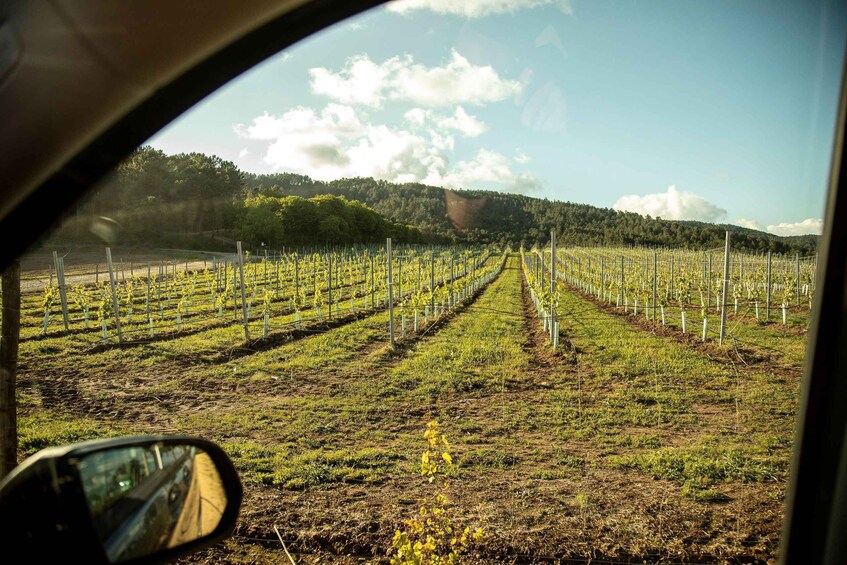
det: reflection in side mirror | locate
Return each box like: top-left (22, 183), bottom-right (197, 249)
top-left (0, 436), bottom-right (241, 565)
top-left (78, 443), bottom-right (227, 563)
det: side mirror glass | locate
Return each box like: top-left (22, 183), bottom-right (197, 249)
top-left (0, 436), bottom-right (242, 564)
top-left (78, 443), bottom-right (228, 562)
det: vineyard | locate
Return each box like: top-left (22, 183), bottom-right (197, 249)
top-left (524, 240), bottom-right (816, 351)
top-left (28, 243), bottom-right (502, 347)
top-left (14, 240), bottom-right (812, 563)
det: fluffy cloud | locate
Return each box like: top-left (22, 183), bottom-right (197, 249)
top-left (766, 218), bottom-right (823, 236)
top-left (616, 189), bottom-right (822, 235)
top-left (404, 108), bottom-right (428, 127)
top-left (404, 106), bottom-right (487, 137)
top-left (345, 125), bottom-right (448, 182)
top-left (235, 104), bottom-right (364, 140)
top-left (514, 149), bottom-right (530, 164)
top-left (436, 106), bottom-right (487, 137)
top-left (309, 57), bottom-right (391, 106)
top-left (310, 51), bottom-right (522, 108)
top-left (736, 218), bottom-right (823, 236)
top-left (613, 185), bottom-right (727, 222)
top-left (387, 0), bottom-right (573, 18)
top-left (736, 218), bottom-right (765, 231)
top-left (233, 104), bottom-right (365, 178)
top-left (443, 149), bottom-right (540, 193)
top-left (236, 104), bottom-right (536, 192)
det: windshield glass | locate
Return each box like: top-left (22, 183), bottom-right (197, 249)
top-left (14, 0), bottom-right (847, 562)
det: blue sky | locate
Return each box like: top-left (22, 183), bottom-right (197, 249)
top-left (149, 0), bottom-right (847, 236)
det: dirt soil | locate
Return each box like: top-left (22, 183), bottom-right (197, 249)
top-left (16, 256), bottom-right (796, 563)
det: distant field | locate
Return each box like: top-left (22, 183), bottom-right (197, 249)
top-left (15, 248), bottom-right (807, 563)
top-left (19, 246), bottom-right (227, 292)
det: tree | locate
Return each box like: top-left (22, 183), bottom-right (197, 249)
top-left (0, 259), bottom-right (20, 479)
top-left (60, 148), bottom-right (818, 253)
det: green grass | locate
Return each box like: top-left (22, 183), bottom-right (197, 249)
top-left (550, 283), bottom-right (799, 442)
top-left (614, 300), bottom-right (809, 368)
top-left (383, 257), bottom-right (529, 402)
top-left (18, 411), bottom-right (123, 456)
top-left (607, 442), bottom-right (784, 484)
top-left (223, 441), bottom-right (401, 488)
top-left (12, 253), bottom-right (804, 562)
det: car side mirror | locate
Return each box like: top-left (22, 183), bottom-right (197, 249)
top-left (0, 436), bottom-right (242, 564)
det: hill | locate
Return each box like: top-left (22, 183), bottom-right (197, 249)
top-left (58, 147), bottom-right (818, 254)
top-left (245, 173), bottom-right (817, 254)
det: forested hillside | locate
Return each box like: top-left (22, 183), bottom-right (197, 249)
top-left (55, 147), bottom-right (818, 253)
top-left (247, 173), bottom-right (817, 253)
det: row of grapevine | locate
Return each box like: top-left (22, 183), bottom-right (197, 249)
top-left (32, 243), bottom-right (502, 345)
top-left (543, 246), bottom-right (814, 323)
top-left (520, 248), bottom-right (561, 350)
top-left (522, 238), bottom-right (818, 348)
top-left (388, 245), bottom-right (510, 343)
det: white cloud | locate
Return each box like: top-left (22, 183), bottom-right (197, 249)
top-left (309, 50), bottom-right (522, 108)
top-left (766, 218), bottom-right (823, 236)
top-left (236, 104), bottom-right (537, 193)
top-left (404, 106), bottom-right (487, 137)
top-left (238, 148), bottom-right (250, 159)
top-left (436, 106), bottom-right (487, 137)
top-left (234, 104), bottom-right (366, 177)
top-left (387, 0), bottom-right (573, 18)
top-left (613, 185), bottom-right (727, 222)
top-left (514, 149), bottom-right (530, 164)
top-left (429, 129), bottom-right (455, 152)
top-left (345, 125), bottom-right (449, 182)
top-left (234, 104), bottom-right (364, 140)
top-left (618, 190), bottom-right (821, 236)
top-left (309, 56), bottom-right (391, 106)
top-left (443, 149), bottom-right (540, 193)
top-left (736, 218), bottom-right (765, 231)
top-left (395, 51), bottom-right (522, 107)
top-left (736, 218), bottom-right (822, 236)
top-left (404, 108), bottom-right (428, 126)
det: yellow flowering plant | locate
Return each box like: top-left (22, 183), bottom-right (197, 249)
top-left (391, 420), bottom-right (484, 565)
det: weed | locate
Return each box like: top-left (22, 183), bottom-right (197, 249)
top-left (391, 421), bottom-right (484, 565)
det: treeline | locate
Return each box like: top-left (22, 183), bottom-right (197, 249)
top-left (55, 146), bottom-right (818, 254)
top-left (245, 173), bottom-right (818, 254)
top-left (239, 194), bottom-right (423, 246)
top-left (56, 147), bottom-right (423, 248)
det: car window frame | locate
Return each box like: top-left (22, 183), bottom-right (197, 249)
top-left (780, 55), bottom-right (847, 564)
top-left (0, 0), bottom-right (386, 273)
top-left (2, 3), bottom-right (846, 563)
